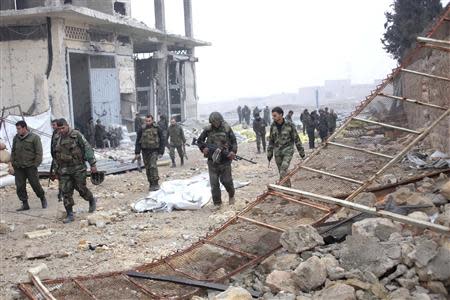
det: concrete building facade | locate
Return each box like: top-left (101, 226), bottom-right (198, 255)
top-left (0, 0), bottom-right (208, 134)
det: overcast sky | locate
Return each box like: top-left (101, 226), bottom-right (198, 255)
top-left (131, 0), bottom-right (448, 103)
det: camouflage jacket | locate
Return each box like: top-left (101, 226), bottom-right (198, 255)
top-left (267, 120), bottom-right (304, 158)
top-left (135, 123), bottom-right (165, 154)
top-left (197, 122), bottom-right (237, 165)
top-left (11, 132), bottom-right (43, 168)
top-left (252, 117), bottom-right (267, 135)
top-left (168, 124), bottom-right (186, 146)
top-left (54, 129), bottom-right (96, 174)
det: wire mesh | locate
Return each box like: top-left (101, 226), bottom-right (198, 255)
top-left (45, 280), bottom-right (93, 300)
top-left (78, 275), bottom-right (151, 299)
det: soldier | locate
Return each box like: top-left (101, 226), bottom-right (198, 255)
top-left (237, 106), bottom-right (242, 124)
top-left (252, 112), bottom-right (267, 154)
top-left (50, 119), bottom-right (62, 202)
top-left (197, 112), bottom-right (237, 207)
top-left (94, 119), bottom-right (106, 148)
top-left (167, 117), bottom-right (186, 168)
top-left (9, 121), bottom-right (47, 211)
top-left (285, 110), bottom-right (294, 123)
top-left (263, 106), bottom-right (270, 125)
top-left (135, 115), bottom-right (165, 191)
top-left (300, 109), bottom-right (309, 135)
top-left (318, 109), bottom-right (329, 143)
top-left (252, 106), bottom-right (261, 118)
top-left (243, 105), bottom-right (251, 125)
top-left (134, 113), bottom-right (143, 133)
top-left (86, 118), bottom-right (95, 146)
top-left (328, 109), bottom-right (338, 135)
top-left (54, 119), bottom-right (97, 223)
top-left (304, 111), bottom-right (317, 149)
top-left (267, 107), bottom-right (305, 187)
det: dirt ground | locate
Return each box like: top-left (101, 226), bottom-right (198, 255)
top-left (0, 141), bottom-right (310, 299)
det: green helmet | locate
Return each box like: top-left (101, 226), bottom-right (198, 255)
top-left (209, 112), bottom-right (224, 127)
top-left (90, 171), bottom-right (105, 185)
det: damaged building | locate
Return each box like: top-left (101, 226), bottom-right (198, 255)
top-left (0, 0), bottom-right (209, 134)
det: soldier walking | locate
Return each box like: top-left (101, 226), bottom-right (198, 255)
top-left (168, 117), bottom-right (186, 168)
top-left (54, 119), bottom-right (97, 223)
top-left (237, 106), bottom-right (242, 124)
top-left (243, 105), bottom-right (251, 125)
top-left (318, 109), bottom-right (329, 143)
top-left (267, 107), bottom-right (305, 187)
top-left (135, 115), bottom-right (165, 191)
top-left (50, 119), bottom-right (63, 202)
top-left (9, 120), bottom-right (47, 211)
top-left (86, 118), bottom-right (96, 146)
top-left (263, 106), bottom-right (270, 125)
top-left (300, 109), bottom-right (309, 135)
top-left (94, 119), bottom-right (106, 148)
top-left (134, 113), bottom-right (143, 133)
top-left (252, 112), bottom-right (267, 154)
top-left (328, 109), bottom-right (338, 135)
top-left (197, 112), bottom-right (237, 207)
top-left (304, 111), bottom-right (317, 149)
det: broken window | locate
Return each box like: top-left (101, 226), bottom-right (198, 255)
top-left (113, 1), bottom-right (126, 15)
top-left (90, 55), bottom-right (116, 69)
top-left (88, 29), bottom-right (114, 43)
top-left (117, 35), bottom-right (131, 45)
top-left (0, 24), bottom-right (47, 41)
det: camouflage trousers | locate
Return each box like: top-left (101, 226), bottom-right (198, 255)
top-left (142, 150), bottom-right (159, 184)
top-left (59, 169), bottom-right (94, 209)
top-left (255, 133), bottom-right (266, 153)
top-left (169, 145), bottom-right (184, 162)
top-left (275, 148), bottom-right (294, 187)
top-left (14, 166), bottom-right (45, 203)
top-left (207, 161), bottom-right (235, 205)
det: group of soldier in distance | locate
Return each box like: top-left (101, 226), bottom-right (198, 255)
top-left (7, 105), bottom-right (338, 223)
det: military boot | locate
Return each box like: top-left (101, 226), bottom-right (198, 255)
top-left (149, 181), bottom-right (160, 191)
top-left (228, 196), bottom-right (235, 205)
top-left (63, 206), bottom-right (74, 224)
top-left (180, 157), bottom-right (184, 166)
top-left (171, 159), bottom-right (176, 168)
top-left (16, 201), bottom-right (30, 211)
top-left (88, 197), bottom-right (96, 213)
top-left (40, 196), bottom-right (48, 209)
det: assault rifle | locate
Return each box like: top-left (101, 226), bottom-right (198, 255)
top-left (192, 138), bottom-right (256, 164)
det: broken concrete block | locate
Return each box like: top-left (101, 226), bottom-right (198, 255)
top-left (313, 283), bottom-right (356, 300)
top-left (87, 213), bottom-right (112, 227)
top-left (436, 207), bottom-right (450, 227)
top-left (425, 281), bottom-right (448, 296)
top-left (265, 270), bottom-right (297, 294)
top-left (280, 225), bottom-right (324, 253)
top-left (339, 235), bottom-right (399, 278)
top-left (407, 211), bottom-right (429, 222)
top-left (27, 263), bottom-right (50, 280)
top-left (407, 237), bottom-right (438, 268)
top-left (387, 287), bottom-right (411, 300)
top-left (25, 249), bottom-right (51, 260)
top-left (439, 180), bottom-right (450, 200)
top-left (353, 192), bottom-right (377, 207)
top-left (424, 246), bottom-right (450, 281)
top-left (24, 229), bottom-right (53, 239)
top-left (260, 253), bottom-right (301, 273)
top-left (213, 286), bottom-right (252, 300)
top-left (0, 221), bottom-right (12, 234)
top-left (293, 256), bottom-right (327, 292)
top-left (351, 218), bottom-right (401, 241)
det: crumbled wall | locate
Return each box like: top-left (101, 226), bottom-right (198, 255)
top-left (183, 61), bottom-right (197, 120)
top-left (399, 23), bottom-right (450, 153)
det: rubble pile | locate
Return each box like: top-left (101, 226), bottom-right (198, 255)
top-left (200, 175), bottom-right (450, 300)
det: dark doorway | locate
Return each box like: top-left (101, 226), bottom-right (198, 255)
top-left (69, 53), bottom-right (91, 135)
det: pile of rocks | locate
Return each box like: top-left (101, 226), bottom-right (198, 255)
top-left (208, 175), bottom-right (450, 300)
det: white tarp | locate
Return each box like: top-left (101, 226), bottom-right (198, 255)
top-left (0, 110), bottom-right (53, 164)
top-left (132, 173), bottom-right (250, 213)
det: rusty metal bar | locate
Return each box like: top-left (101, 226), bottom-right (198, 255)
top-left (237, 215), bottom-right (285, 232)
top-left (29, 275), bottom-right (56, 300)
top-left (346, 109), bottom-right (450, 201)
top-left (73, 279), bottom-right (98, 300)
top-left (421, 43), bottom-right (450, 52)
top-left (268, 184), bottom-right (450, 235)
top-left (203, 240), bottom-right (257, 259)
top-left (352, 117), bottom-right (421, 134)
top-left (121, 274), bottom-right (157, 297)
top-left (268, 190), bottom-right (332, 212)
top-left (18, 284), bottom-right (38, 300)
top-left (377, 92), bottom-right (448, 110)
top-left (163, 259), bottom-right (201, 281)
top-left (327, 141), bottom-right (394, 159)
top-left (401, 68), bottom-right (450, 82)
top-left (299, 165), bottom-right (365, 185)
top-left (417, 36), bottom-right (450, 47)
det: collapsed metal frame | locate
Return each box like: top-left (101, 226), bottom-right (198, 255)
top-left (18, 6), bottom-right (450, 300)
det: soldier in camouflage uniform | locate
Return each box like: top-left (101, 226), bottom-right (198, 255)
top-left (54, 119), bottom-right (97, 223)
top-left (267, 107), bottom-right (305, 187)
top-left (252, 112), bottom-right (267, 153)
top-left (198, 112), bottom-right (237, 207)
top-left (167, 117), bottom-right (186, 168)
top-left (318, 109), bottom-right (329, 143)
top-left (263, 106), bottom-right (271, 125)
top-left (135, 115), bottom-right (165, 191)
top-left (303, 111), bottom-right (317, 149)
top-left (50, 119), bottom-right (63, 202)
top-left (327, 109), bottom-right (338, 135)
top-left (10, 120), bottom-right (47, 211)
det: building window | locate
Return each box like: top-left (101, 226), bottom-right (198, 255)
top-left (117, 35), bottom-right (131, 45)
top-left (114, 1), bottom-right (126, 15)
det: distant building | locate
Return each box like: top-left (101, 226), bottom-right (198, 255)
top-left (0, 0), bottom-right (209, 134)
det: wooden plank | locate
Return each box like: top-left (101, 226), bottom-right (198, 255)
top-left (327, 141), bottom-right (394, 159)
top-left (352, 117), bottom-right (421, 134)
top-left (125, 271), bottom-right (263, 298)
top-left (237, 216), bottom-right (285, 232)
top-left (377, 93), bottom-right (448, 110)
top-left (28, 274), bottom-right (56, 300)
top-left (417, 36), bottom-right (450, 46)
top-left (401, 68), bottom-right (450, 82)
top-left (24, 229), bottom-right (53, 239)
top-left (299, 166), bottom-right (365, 185)
top-left (268, 184), bottom-right (450, 235)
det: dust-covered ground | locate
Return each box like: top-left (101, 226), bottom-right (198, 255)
top-left (0, 141), bottom-right (311, 299)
